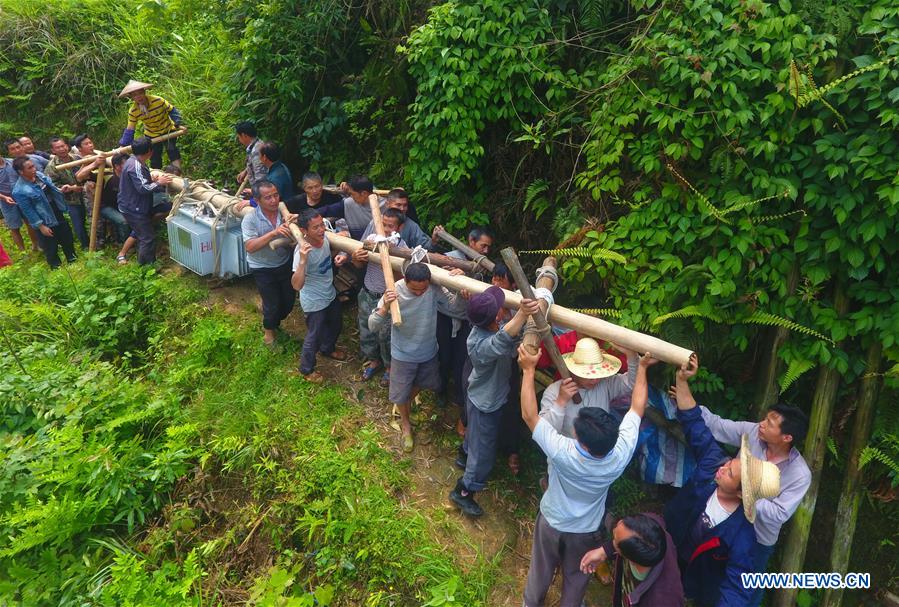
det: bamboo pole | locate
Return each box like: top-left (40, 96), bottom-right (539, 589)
top-left (88, 163), bottom-right (106, 252)
top-left (323, 232), bottom-right (692, 366)
top-left (501, 248), bottom-right (582, 404)
top-left (324, 186), bottom-right (390, 197)
top-left (774, 283), bottom-right (850, 607)
top-left (154, 174), bottom-right (694, 366)
top-left (821, 342), bottom-right (883, 607)
top-left (277, 202), bottom-right (305, 248)
top-left (56, 129), bottom-right (187, 170)
top-left (434, 227), bottom-right (495, 273)
top-left (369, 194), bottom-right (401, 325)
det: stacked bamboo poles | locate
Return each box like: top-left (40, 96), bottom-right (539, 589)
top-left (158, 174), bottom-right (694, 366)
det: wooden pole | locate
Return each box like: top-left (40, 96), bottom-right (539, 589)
top-left (369, 194), bottom-right (402, 326)
top-left (434, 227), bottom-right (495, 273)
top-left (821, 342), bottom-right (883, 607)
top-left (155, 175), bottom-right (694, 366)
top-left (326, 232), bottom-right (692, 365)
top-left (88, 162), bottom-right (106, 252)
top-left (501, 248), bottom-right (582, 404)
top-left (55, 129), bottom-right (187, 170)
top-left (277, 202), bottom-right (305, 248)
top-left (236, 175), bottom-right (249, 196)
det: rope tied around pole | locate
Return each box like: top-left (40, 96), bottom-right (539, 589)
top-left (402, 245), bottom-right (431, 273)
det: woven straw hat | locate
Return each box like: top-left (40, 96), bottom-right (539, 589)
top-left (118, 79), bottom-right (153, 98)
top-left (740, 434), bottom-right (781, 523)
top-left (561, 338), bottom-right (622, 379)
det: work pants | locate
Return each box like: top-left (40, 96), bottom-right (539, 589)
top-left (300, 298), bottom-right (342, 374)
top-left (36, 206), bottom-right (76, 269)
top-left (252, 259), bottom-right (296, 331)
top-left (523, 512), bottom-right (601, 607)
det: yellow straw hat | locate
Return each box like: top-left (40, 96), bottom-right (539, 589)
top-left (561, 338), bottom-right (622, 379)
top-left (740, 434), bottom-right (781, 523)
top-left (118, 79), bottom-right (153, 98)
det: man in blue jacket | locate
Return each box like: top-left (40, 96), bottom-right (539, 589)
top-left (664, 355), bottom-right (781, 606)
top-left (10, 157), bottom-right (77, 268)
top-left (117, 137), bottom-right (173, 265)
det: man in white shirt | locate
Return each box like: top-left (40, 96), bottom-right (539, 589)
top-left (518, 344), bottom-right (657, 607)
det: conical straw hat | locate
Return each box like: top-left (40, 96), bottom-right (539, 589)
top-left (561, 338), bottom-right (622, 379)
top-left (740, 434), bottom-right (781, 523)
top-left (118, 79), bottom-right (153, 98)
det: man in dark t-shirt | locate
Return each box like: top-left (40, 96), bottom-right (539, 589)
top-left (285, 171), bottom-right (342, 214)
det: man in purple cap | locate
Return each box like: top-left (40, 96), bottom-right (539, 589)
top-left (449, 286), bottom-right (541, 516)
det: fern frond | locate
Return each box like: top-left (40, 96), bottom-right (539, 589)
top-left (797, 58), bottom-right (895, 107)
top-left (521, 247), bottom-right (592, 257)
top-left (521, 246), bottom-right (626, 264)
top-left (525, 179), bottom-right (550, 206)
top-left (751, 210), bottom-right (806, 224)
top-left (743, 312), bottom-right (834, 345)
top-left (721, 191), bottom-right (788, 216)
top-left (652, 304), bottom-right (728, 326)
top-left (667, 164), bottom-right (731, 224)
top-left (779, 358), bottom-right (815, 391)
top-left (859, 446), bottom-right (899, 475)
top-left (572, 308), bottom-right (624, 318)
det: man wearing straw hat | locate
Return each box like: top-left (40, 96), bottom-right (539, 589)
top-left (118, 79), bottom-right (185, 170)
top-left (664, 354), bottom-right (781, 607)
top-left (539, 337), bottom-right (639, 439)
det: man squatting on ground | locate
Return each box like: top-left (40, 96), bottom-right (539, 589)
top-left (449, 286), bottom-right (541, 517)
top-left (517, 343), bottom-right (656, 607)
top-left (352, 208), bottom-right (409, 386)
top-left (291, 209), bottom-right (349, 383)
top-left (369, 262), bottom-right (466, 453)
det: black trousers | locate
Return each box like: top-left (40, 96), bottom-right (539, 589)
top-left (300, 298), bottom-right (342, 374)
top-left (252, 259), bottom-right (296, 330)
top-left (150, 137), bottom-right (180, 169)
top-left (36, 205), bottom-right (76, 268)
top-left (436, 312), bottom-right (471, 406)
top-left (121, 211), bottom-right (156, 265)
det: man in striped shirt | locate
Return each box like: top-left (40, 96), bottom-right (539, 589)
top-left (118, 79), bottom-right (185, 170)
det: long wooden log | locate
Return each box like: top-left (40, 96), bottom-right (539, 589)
top-left (434, 227), bottom-right (495, 273)
top-left (369, 194), bottom-right (401, 325)
top-left (155, 174), bottom-right (694, 366)
top-left (56, 128), bottom-right (187, 170)
top-left (277, 202), bottom-right (305, 248)
top-left (501, 248), bottom-right (581, 404)
top-left (88, 163), bottom-right (106, 251)
top-left (324, 232), bottom-right (692, 366)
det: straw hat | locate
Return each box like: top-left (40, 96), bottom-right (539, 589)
top-left (118, 79), bottom-right (153, 98)
top-left (740, 434), bottom-right (781, 523)
top-left (561, 338), bottom-right (622, 379)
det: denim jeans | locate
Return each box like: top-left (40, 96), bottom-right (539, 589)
top-left (100, 206), bottom-right (131, 242)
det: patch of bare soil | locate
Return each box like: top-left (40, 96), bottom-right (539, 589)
top-left (201, 276), bottom-right (612, 606)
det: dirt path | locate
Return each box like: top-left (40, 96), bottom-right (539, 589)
top-left (199, 272), bottom-right (612, 606)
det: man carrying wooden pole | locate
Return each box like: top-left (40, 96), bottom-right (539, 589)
top-left (368, 194), bottom-right (401, 325)
top-left (118, 79), bottom-right (186, 169)
top-left (433, 226), bottom-right (495, 274)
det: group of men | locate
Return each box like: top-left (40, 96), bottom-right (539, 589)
top-left (1, 82), bottom-right (816, 606)
top-left (231, 125), bottom-right (812, 606)
top-left (0, 79), bottom-right (183, 268)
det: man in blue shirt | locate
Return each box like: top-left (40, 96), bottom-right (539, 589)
top-left (259, 142), bottom-right (294, 201)
top-left (117, 137), bottom-right (173, 265)
top-left (10, 157), bottom-right (77, 268)
top-left (0, 154), bottom-right (41, 253)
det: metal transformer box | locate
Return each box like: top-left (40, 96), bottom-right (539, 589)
top-left (166, 207), bottom-right (250, 278)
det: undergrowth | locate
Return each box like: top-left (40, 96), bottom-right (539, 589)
top-left (0, 246), bottom-right (491, 605)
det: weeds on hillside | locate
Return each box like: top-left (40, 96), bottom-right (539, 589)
top-left (0, 250), bottom-right (494, 605)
